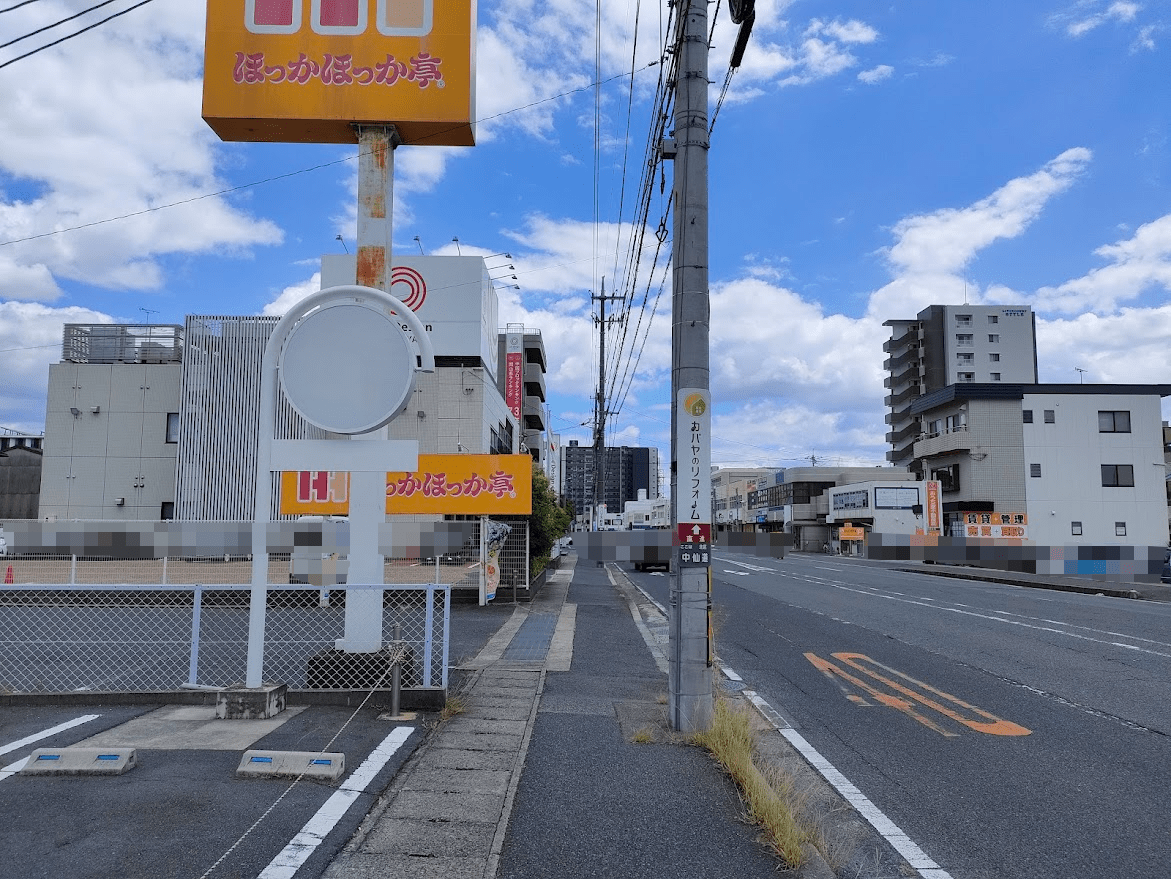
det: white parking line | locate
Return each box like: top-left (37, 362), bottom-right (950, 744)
top-left (257, 726), bottom-right (414, 879)
top-left (0, 757), bottom-right (29, 781)
top-left (0, 714), bottom-right (101, 759)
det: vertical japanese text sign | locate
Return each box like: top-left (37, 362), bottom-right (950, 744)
top-left (676, 389), bottom-right (712, 567)
top-left (504, 332), bottom-right (523, 421)
top-left (202, 0), bottom-right (476, 145)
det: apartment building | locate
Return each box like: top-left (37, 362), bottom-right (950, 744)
top-left (884, 305), bottom-right (1037, 467)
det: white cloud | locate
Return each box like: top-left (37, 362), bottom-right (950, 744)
top-left (1037, 307), bottom-right (1171, 386)
top-left (1034, 213), bottom-right (1171, 313)
top-left (869, 148), bottom-right (1092, 318)
top-left (806, 19), bottom-right (880, 45)
top-left (0, 300), bottom-right (114, 432)
top-left (262, 273), bottom-right (323, 316)
top-left (1055, 1), bottom-right (1142, 37)
top-left (858, 64), bottom-right (895, 84)
top-left (0, 3), bottom-right (283, 298)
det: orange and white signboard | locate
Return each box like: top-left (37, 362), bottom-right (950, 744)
top-left (279, 454), bottom-right (531, 515)
top-left (925, 479), bottom-right (941, 536)
top-left (963, 511), bottom-right (1028, 540)
top-left (202, 0), bottom-right (476, 145)
top-left (839, 526), bottom-right (865, 541)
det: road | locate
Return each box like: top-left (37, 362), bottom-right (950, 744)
top-left (631, 551), bottom-right (1171, 879)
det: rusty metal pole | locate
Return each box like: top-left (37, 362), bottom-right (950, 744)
top-left (339, 125), bottom-right (401, 652)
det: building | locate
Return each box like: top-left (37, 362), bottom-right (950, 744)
top-left (825, 480), bottom-right (934, 554)
top-left (884, 305), bottom-right (1038, 468)
top-left (772, 466), bottom-right (916, 551)
top-left (0, 432), bottom-right (44, 520)
top-left (496, 325), bottom-right (549, 467)
top-left (623, 489), bottom-right (670, 530)
top-left (910, 383), bottom-right (1171, 546)
top-left (559, 442), bottom-right (660, 521)
top-left (712, 467), bottom-right (780, 531)
top-left (38, 325), bottom-right (183, 521)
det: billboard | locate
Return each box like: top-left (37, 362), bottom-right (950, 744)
top-left (203, 0), bottom-right (476, 145)
top-left (279, 454), bottom-right (532, 515)
top-left (320, 254), bottom-right (498, 373)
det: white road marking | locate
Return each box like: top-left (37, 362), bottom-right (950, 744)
top-left (258, 726), bottom-right (414, 879)
top-left (834, 584), bottom-right (1171, 658)
top-left (719, 557), bottom-right (778, 573)
top-left (1, 757), bottom-right (29, 781)
top-left (0, 714), bottom-right (101, 759)
top-left (743, 687), bottom-right (953, 879)
top-left (814, 565), bottom-right (843, 572)
top-left (723, 570), bottom-right (751, 576)
top-left (722, 666), bottom-right (743, 682)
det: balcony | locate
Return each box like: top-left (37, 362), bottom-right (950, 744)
top-left (886, 422), bottom-right (920, 446)
top-left (523, 400), bottom-right (545, 431)
top-left (884, 384), bottom-right (922, 409)
top-left (882, 347), bottom-right (920, 372)
top-left (913, 425), bottom-right (972, 458)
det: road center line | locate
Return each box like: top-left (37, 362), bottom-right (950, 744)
top-left (834, 585), bottom-right (1171, 658)
top-left (257, 726), bottom-right (414, 879)
top-left (0, 714), bottom-right (101, 759)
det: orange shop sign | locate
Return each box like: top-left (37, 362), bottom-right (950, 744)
top-left (279, 454), bottom-right (532, 515)
top-left (202, 0), bottom-right (476, 145)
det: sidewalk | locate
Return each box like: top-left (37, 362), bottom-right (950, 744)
top-left (322, 556), bottom-right (793, 879)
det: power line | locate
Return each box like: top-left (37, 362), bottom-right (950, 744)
top-left (0, 61), bottom-right (660, 249)
top-left (0, 0), bottom-right (156, 71)
top-left (0, 1), bottom-right (44, 13)
top-left (0, 0), bottom-right (122, 51)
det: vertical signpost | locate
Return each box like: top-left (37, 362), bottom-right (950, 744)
top-left (668, 0), bottom-right (713, 733)
top-left (202, 0), bottom-right (475, 687)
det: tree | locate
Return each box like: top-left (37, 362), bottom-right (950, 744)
top-left (529, 464), bottom-right (570, 577)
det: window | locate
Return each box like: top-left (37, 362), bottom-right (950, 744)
top-left (957, 352), bottom-right (974, 364)
top-left (988, 334), bottom-right (1000, 343)
top-left (989, 353), bottom-right (1000, 362)
top-left (1101, 464), bottom-right (1135, 487)
top-left (988, 314), bottom-right (999, 324)
top-left (945, 412), bottom-right (966, 432)
top-left (1044, 410), bottom-right (1055, 423)
top-left (956, 333), bottom-right (974, 346)
top-left (1030, 463), bottom-right (1042, 478)
top-left (955, 314), bottom-right (972, 326)
top-left (1115, 522), bottom-right (1127, 537)
top-left (958, 372), bottom-right (975, 383)
top-left (990, 373), bottom-right (1001, 381)
top-left (160, 502), bottom-right (175, 521)
top-left (165, 412), bottom-right (179, 444)
top-left (1098, 410), bottom-right (1131, 433)
top-left (1071, 521), bottom-right (1083, 536)
top-left (1023, 409), bottom-right (1033, 423)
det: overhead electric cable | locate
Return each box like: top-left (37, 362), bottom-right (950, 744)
top-left (0, 0), bottom-right (43, 13)
top-left (0, 0), bottom-right (122, 50)
top-left (0, 0), bottom-right (156, 71)
top-left (0, 62), bottom-right (660, 248)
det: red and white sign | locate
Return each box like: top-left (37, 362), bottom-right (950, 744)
top-left (925, 479), bottom-right (941, 536)
top-left (505, 332), bottom-right (524, 420)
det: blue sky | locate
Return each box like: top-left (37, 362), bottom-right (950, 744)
top-left (2, 0), bottom-right (1169, 471)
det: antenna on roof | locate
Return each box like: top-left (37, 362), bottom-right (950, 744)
top-left (139, 307), bottom-right (158, 323)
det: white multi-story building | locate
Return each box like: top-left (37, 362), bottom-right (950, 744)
top-left (911, 383), bottom-right (1171, 546)
top-left (884, 305), bottom-right (1038, 468)
top-left (39, 325), bottom-right (183, 521)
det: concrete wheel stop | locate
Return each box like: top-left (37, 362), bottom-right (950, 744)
top-left (20, 747), bottom-right (137, 776)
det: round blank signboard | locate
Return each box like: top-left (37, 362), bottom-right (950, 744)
top-left (279, 300), bottom-right (416, 434)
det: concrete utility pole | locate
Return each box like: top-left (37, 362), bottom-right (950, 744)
top-left (592, 278), bottom-right (622, 528)
top-left (667, 0), bottom-right (714, 732)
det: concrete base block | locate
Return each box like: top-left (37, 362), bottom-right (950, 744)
top-left (236, 749), bottom-right (345, 781)
top-left (216, 683), bottom-right (287, 720)
top-left (20, 747), bottom-right (136, 776)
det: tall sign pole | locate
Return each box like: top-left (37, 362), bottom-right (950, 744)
top-left (668, 0), bottom-right (713, 732)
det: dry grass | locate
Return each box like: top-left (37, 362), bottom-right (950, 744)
top-left (693, 698), bottom-right (809, 867)
top-left (439, 695), bottom-right (465, 722)
top-left (631, 727), bottom-right (655, 744)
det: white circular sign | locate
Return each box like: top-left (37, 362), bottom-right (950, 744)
top-left (279, 300), bottom-right (416, 434)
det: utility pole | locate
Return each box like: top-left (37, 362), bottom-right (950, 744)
top-left (667, 0), bottom-right (714, 733)
top-left (592, 278), bottom-right (622, 529)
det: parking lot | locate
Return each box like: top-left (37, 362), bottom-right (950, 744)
top-left (0, 591), bottom-right (518, 879)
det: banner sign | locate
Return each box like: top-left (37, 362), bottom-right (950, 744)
top-left (203, 0), bottom-right (476, 145)
top-left (279, 454), bottom-right (532, 515)
top-left (676, 388), bottom-right (712, 568)
top-left (925, 479), bottom-right (941, 536)
top-left (504, 331), bottom-right (523, 420)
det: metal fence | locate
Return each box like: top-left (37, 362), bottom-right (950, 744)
top-left (0, 583), bottom-right (448, 695)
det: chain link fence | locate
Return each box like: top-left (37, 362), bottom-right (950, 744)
top-left (0, 583), bottom-right (448, 695)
